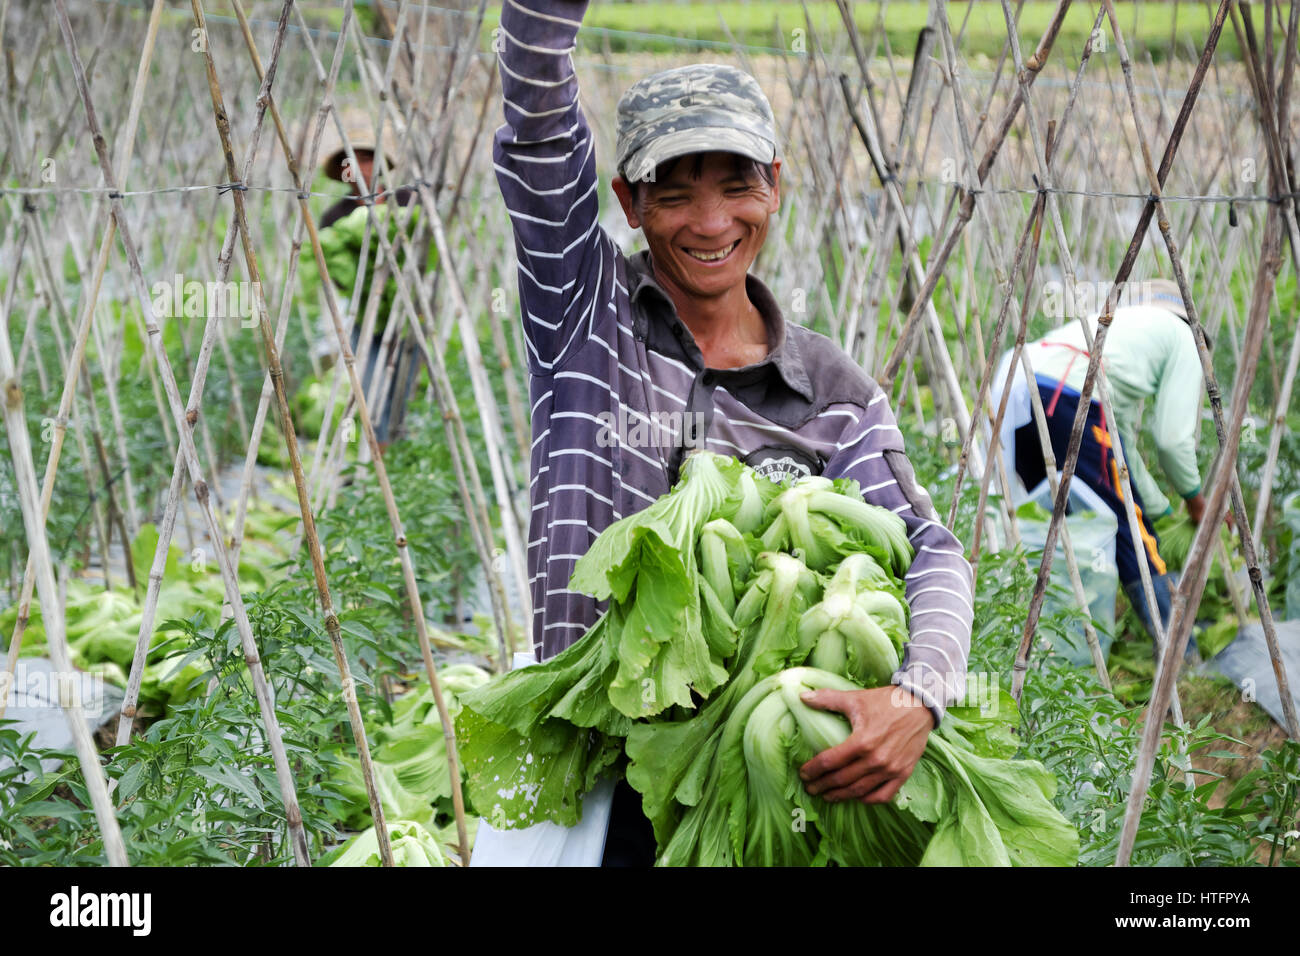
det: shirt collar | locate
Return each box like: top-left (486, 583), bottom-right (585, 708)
top-left (626, 250), bottom-right (814, 402)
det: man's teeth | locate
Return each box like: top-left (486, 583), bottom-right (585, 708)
top-left (686, 241), bottom-right (738, 261)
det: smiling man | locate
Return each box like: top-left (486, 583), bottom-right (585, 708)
top-left (495, 0), bottom-right (973, 866)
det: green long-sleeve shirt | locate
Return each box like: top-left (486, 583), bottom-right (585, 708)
top-left (1024, 304), bottom-right (1205, 518)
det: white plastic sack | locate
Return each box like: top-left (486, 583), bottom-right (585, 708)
top-left (467, 653), bottom-right (615, 867)
top-left (1018, 475), bottom-right (1120, 666)
top-left (988, 347), bottom-right (1034, 505)
top-left (469, 777), bottom-right (614, 867)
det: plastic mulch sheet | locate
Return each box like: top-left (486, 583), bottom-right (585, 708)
top-left (1207, 619), bottom-right (1300, 731)
top-left (0, 658), bottom-right (123, 779)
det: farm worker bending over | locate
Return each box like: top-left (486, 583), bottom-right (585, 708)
top-left (301, 123), bottom-right (426, 453)
top-left (494, 0), bottom-right (973, 865)
top-left (992, 279), bottom-right (1215, 641)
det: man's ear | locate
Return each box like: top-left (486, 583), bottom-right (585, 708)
top-left (767, 158), bottom-right (782, 215)
top-left (611, 175), bottom-right (642, 230)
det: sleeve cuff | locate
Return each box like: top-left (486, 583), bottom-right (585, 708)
top-left (1179, 485), bottom-right (1201, 501)
top-left (891, 672), bottom-right (947, 729)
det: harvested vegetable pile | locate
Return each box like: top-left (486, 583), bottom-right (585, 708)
top-left (0, 513), bottom-right (289, 714)
top-left (321, 663), bottom-right (490, 867)
top-left (328, 663), bottom-right (491, 838)
top-left (455, 451), bottom-right (1078, 866)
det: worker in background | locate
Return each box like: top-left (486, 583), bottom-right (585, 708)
top-left (306, 123), bottom-right (427, 455)
top-left (993, 278), bottom-right (1221, 641)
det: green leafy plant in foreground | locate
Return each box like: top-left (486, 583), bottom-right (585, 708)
top-left (0, 601), bottom-right (358, 866)
top-left (972, 546), bottom-right (1298, 866)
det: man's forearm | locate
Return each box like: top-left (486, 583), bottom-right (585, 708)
top-left (881, 451), bottom-right (974, 726)
top-left (494, 0), bottom-right (608, 372)
top-left (497, 0), bottom-right (589, 143)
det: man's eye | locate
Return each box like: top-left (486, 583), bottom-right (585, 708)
top-left (655, 195), bottom-right (689, 205)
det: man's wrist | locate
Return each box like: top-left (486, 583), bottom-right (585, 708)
top-left (890, 678), bottom-right (941, 730)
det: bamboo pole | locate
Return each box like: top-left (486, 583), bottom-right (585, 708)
top-left (237, 0), bottom-right (477, 862)
top-left (2, 260), bottom-right (130, 868)
top-left (835, 1), bottom-right (937, 368)
top-left (0, 0), bottom-right (169, 713)
top-left (943, 5), bottom-right (1106, 520)
top-left (52, 0), bottom-right (313, 867)
top-left (879, 0), bottom-right (1075, 390)
top-left (974, 199), bottom-right (1115, 688)
top-left (113, 1), bottom-right (293, 747)
top-left (930, 5), bottom-right (1112, 684)
top-left (4, 194), bottom-right (118, 594)
top-left (184, 0), bottom-right (397, 868)
top-left (837, 74), bottom-right (978, 473)
top-left (22, 191), bottom-right (138, 595)
top-left (290, 5), bottom-right (520, 671)
top-left (353, 15), bottom-right (523, 630)
top-left (994, 2), bottom-right (1190, 720)
top-left (1117, 190), bottom-right (1285, 865)
top-left (1010, 0), bottom-right (1233, 703)
top-left (1246, 0), bottom-right (1300, 552)
top-left (1102, 0), bottom-right (1296, 736)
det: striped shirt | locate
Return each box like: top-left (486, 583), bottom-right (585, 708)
top-left (494, 0), bottom-right (973, 723)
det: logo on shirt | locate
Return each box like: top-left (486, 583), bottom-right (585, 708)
top-left (745, 446), bottom-right (820, 484)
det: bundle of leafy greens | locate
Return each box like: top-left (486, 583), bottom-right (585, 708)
top-left (455, 452), bottom-right (761, 828)
top-left (325, 819), bottom-right (449, 867)
top-left (454, 451), bottom-right (1078, 865)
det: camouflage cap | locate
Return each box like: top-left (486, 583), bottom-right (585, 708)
top-left (615, 63), bottom-right (778, 185)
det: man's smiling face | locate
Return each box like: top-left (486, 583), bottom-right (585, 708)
top-left (613, 151), bottom-right (781, 302)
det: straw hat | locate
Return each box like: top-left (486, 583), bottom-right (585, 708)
top-left (316, 110), bottom-right (401, 183)
top-left (1130, 277), bottom-right (1189, 320)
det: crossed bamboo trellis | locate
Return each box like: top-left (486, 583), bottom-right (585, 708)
top-left (0, 0), bottom-right (1296, 868)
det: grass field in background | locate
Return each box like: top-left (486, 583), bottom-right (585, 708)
top-left (329, 1), bottom-right (1241, 61)
top-left (570, 1), bottom-right (1230, 60)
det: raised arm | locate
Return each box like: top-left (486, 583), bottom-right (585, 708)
top-left (494, 0), bottom-right (614, 373)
